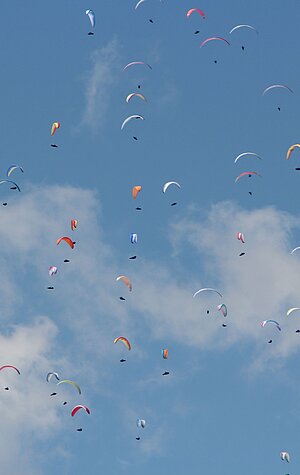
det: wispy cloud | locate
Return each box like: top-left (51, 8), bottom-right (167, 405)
top-left (79, 39), bottom-right (120, 131)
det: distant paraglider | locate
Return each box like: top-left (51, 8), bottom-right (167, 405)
top-left (56, 237), bottom-right (75, 249)
top-left (114, 336), bottom-right (131, 351)
top-left (229, 24), bottom-right (258, 35)
top-left (132, 185), bottom-right (142, 199)
top-left (71, 219), bottom-right (78, 231)
top-left (121, 115), bottom-right (144, 130)
top-left (217, 304), bottom-right (228, 317)
top-left (234, 152), bottom-right (262, 163)
top-left (126, 93), bottom-right (147, 103)
top-left (51, 122), bottom-right (60, 136)
top-left (71, 405), bottom-right (91, 417)
top-left (57, 380), bottom-right (81, 395)
top-left (46, 372), bottom-right (60, 382)
top-left (0, 365), bottom-right (20, 374)
top-left (6, 165), bottom-right (24, 178)
top-left (48, 266), bottom-right (58, 276)
top-left (200, 37), bottom-right (230, 48)
top-left (235, 171), bottom-right (261, 183)
top-left (186, 8), bottom-right (205, 19)
top-left (123, 62), bottom-right (152, 71)
top-left (86, 9), bottom-right (95, 34)
top-left (262, 84), bottom-right (293, 96)
top-left (193, 288), bottom-right (222, 298)
top-left (236, 232), bottom-right (245, 243)
top-left (135, 0), bottom-right (145, 9)
top-left (162, 181), bottom-right (181, 193)
top-left (0, 180), bottom-right (21, 192)
top-left (136, 418), bottom-right (146, 428)
top-left (260, 320), bottom-right (281, 331)
top-left (116, 275), bottom-right (132, 291)
top-left (286, 144), bottom-right (300, 160)
top-left (280, 451), bottom-right (290, 463)
top-left (286, 308), bottom-right (300, 317)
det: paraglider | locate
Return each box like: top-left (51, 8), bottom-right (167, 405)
top-left (291, 247), bottom-right (300, 254)
top-left (286, 308), bottom-right (300, 317)
top-left (236, 232), bottom-right (245, 243)
top-left (86, 9), bottom-right (95, 33)
top-left (116, 275), bottom-right (132, 291)
top-left (123, 62), bottom-right (152, 71)
top-left (162, 181), bottom-right (181, 193)
top-left (217, 304), bottom-right (227, 317)
top-left (6, 165), bottom-right (24, 178)
top-left (200, 37), bottom-right (230, 48)
top-left (234, 152), bottom-right (262, 163)
top-left (130, 233), bottom-right (138, 244)
top-left (46, 372), bottom-right (60, 382)
top-left (51, 122), bottom-right (60, 136)
top-left (114, 337), bottom-right (131, 351)
top-left (186, 8), bottom-right (205, 19)
top-left (286, 144), bottom-right (300, 160)
top-left (260, 320), bottom-right (281, 331)
top-left (121, 115), bottom-right (144, 130)
top-left (132, 185), bottom-right (142, 199)
top-left (49, 266), bottom-right (58, 276)
top-left (136, 419), bottom-right (146, 428)
top-left (0, 365), bottom-right (20, 374)
top-left (262, 84), bottom-right (293, 96)
top-left (56, 237), bottom-right (75, 249)
top-left (280, 451), bottom-right (290, 463)
top-left (57, 380), bottom-right (81, 395)
top-left (193, 288), bottom-right (222, 298)
top-left (71, 219), bottom-right (78, 231)
top-left (235, 171), bottom-right (260, 183)
top-left (0, 180), bottom-right (21, 192)
top-left (126, 93), bottom-right (147, 103)
top-left (229, 24), bottom-right (258, 35)
top-left (162, 371), bottom-right (170, 376)
top-left (71, 405), bottom-right (90, 417)
top-left (161, 349), bottom-right (168, 359)
top-left (135, 0), bottom-right (145, 9)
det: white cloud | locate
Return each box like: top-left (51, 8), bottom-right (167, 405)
top-left (0, 317), bottom-right (63, 474)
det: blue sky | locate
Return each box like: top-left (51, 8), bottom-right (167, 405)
top-left (0, 0), bottom-right (300, 474)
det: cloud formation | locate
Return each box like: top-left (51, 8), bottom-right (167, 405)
top-left (79, 39), bottom-right (120, 131)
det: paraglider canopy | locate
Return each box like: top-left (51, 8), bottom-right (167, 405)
top-left (114, 336), bottom-right (131, 351)
top-left (56, 237), bottom-right (75, 249)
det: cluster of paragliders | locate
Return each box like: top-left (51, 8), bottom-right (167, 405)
top-left (2, 1), bottom-right (297, 463)
top-left (47, 219), bottom-right (77, 290)
top-left (185, 8), bottom-right (258, 62)
top-left (0, 365), bottom-right (91, 431)
top-left (47, 372), bottom-right (90, 431)
top-left (122, 61), bottom-right (152, 140)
